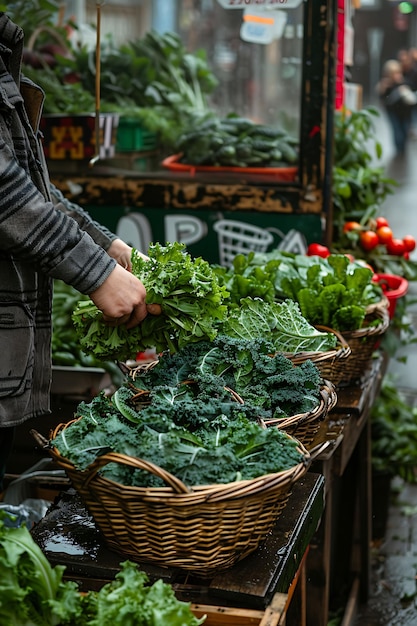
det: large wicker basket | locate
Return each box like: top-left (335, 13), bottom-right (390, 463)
top-left (263, 379), bottom-right (338, 449)
top-left (286, 326), bottom-right (351, 387)
top-left (33, 426), bottom-right (310, 577)
top-left (327, 304), bottom-right (390, 386)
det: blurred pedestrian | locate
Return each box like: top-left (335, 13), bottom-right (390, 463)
top-left (376, 59), bottom-right (417, 155)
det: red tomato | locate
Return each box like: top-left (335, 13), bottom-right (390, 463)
top-left (307, 243), bottom-right (330, 258)
top-left (343, 221), bottom-right (361, 233)
top-left (403, 235), bottom-right (416, 252)
top-left (375, 216), bottom-right (390, 229)
top-left (386, 238), bottom-right (406, 256)
top-left (359, 230), bottom-right (379, 251)
top-left (403, 251), bottom-right (410, 260)
top-left (376, 226), bottom-right (393, 244)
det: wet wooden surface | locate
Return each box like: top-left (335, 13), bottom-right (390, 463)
top-left (31, 472), bottom-right (324, 610)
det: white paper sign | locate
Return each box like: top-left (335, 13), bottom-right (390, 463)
top-left (240, 9), bottom-right (287, 44)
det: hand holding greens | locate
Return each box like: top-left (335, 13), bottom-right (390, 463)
top-left (72, 242), bottom-right (229, 361)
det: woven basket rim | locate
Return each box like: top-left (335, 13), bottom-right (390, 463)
top-left (342, 304), bottom-right (390, 339)
top-left (365, 294), bottom-right (390, 315)
top-left (32, 424), bottom-right (310, 503)
top-left (285, 324), bottom-right (351, 365)
top-left (263, 378), bottom-right (337, 429)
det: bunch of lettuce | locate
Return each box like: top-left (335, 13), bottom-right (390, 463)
top-left (0, 512), bottom-right (82, 625)
top-left (72, 242), bottom-right (229, 361)
top-left (0, 513), bottom-right (204, 625)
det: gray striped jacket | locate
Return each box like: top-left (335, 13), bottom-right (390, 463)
top-left (0, 13), bottom-right (117, 427)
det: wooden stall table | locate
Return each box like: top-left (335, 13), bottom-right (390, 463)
top-left (31, 472), bottom-right (324, 626)
top-left (305, 354), bottom-right (387, 626)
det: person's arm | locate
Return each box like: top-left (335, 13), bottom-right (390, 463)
top-left (50, 183), bottom-right (149, 270)
top-left (0, 143), bottom-right (147, 325)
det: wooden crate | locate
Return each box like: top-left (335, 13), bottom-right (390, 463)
top-left (191, 592), bottom-right (287, 626)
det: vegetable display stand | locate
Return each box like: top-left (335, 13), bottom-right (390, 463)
top-left (30, 472), bottom-right (325, 622)
top-left (33, 428), bottom-right (310, 577)
top-left (327, 305), bottom-right (390, 386)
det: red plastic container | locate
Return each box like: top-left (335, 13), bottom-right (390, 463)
top-left (161, 154), bottom-right (298, 181)
top-left (372, 273), bottom-right (409, 318)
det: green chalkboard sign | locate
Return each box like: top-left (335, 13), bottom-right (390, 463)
top-left (86, 205), bottom-right (322, 265)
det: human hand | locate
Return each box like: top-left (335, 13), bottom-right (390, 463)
top-left (107, 238), bottom-right (149, 271)
top-left (90, 264), bottom-right (147, 329)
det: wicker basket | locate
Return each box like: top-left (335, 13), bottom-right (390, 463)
top-left (365, 294), bottom-right (390, 316)
top-left (262, 379), bottom-right (338, 449)
top-left (33, 427), bottom-right (309, 577)
top-left (328, 304), bottom-right (390, 386)
top-left (285, 325), bottom-right (351, 387)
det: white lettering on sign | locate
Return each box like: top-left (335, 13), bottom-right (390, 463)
top-left (276, 229), bottom-right (307, 254)
top-left (164, 215), bottom-right (207, 245)
top-left (116, 213), bottom-right (153, 251)
top-left (216, 0), bottom-right (302, 9)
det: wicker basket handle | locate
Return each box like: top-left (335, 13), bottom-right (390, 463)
top-left (78, 451), bottom-right (191, 494)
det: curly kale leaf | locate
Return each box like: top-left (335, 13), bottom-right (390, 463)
top-left (52, 410), bottom-right (305, 487)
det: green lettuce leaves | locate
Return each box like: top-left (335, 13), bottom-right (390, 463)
top-left (72, 242), bottom-right (229, 361)
top-left (0, 514), bottom-right (204, 625)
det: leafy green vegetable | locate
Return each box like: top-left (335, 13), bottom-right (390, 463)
top-left (51, 335), bottom-right (315, 486)
top-left (244, 251), bottom-right (383, 331)
top-left (69, 30), bottom-right (218, 148)
top-left (213, 252), bottom-right (283, 305)
top-left (213, 250), bottom-right (383, 332)
top-left (117, 335), bottom-right (323, 422)
top-left (218, 297), bottom-right (337, 353)
top-left (0, 512), bottom-right (83, 626)
top-left (174, 113), bottom-right (299, 168)
top-left (371, 376), bottom-right (417, 482)
top-left (77, 561), bottom-right (204, 626)
top-left (72, 242), bottom-right (229, 361)
top-left (52, 401), bottom-right (305, 487)
top-left (332, 107), bottom-right (397, 237)
top-left (0, 513), bottom-right (204, 625)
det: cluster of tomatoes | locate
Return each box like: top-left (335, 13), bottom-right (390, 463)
top-left (343, 217), bottom-right (416, 258)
